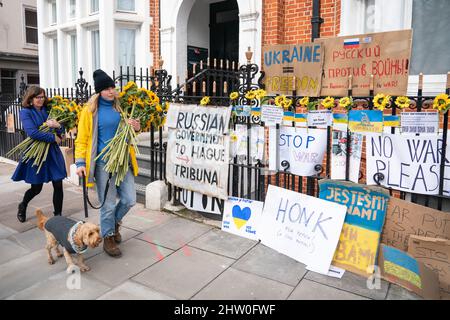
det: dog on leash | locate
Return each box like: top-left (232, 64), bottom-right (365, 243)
top-left (36, 209), bottom-right (102, 272)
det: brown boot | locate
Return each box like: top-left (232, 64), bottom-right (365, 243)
top-left (114, 222), bottom-right (122, 244)
top-left (103, 236), bottom-right (122, 257)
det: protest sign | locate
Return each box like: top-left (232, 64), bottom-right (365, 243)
top-left (331, 130), bottom-right (363, 183)
top-left (259, 185), bottom-right (347, 274)
top-left (379, 244), bottom-right (441, 300)
top-left (165, 104), bottom-right (231, 200)
top-left (317, 29), bottom-right (412, 97)
top-left (408, 235), bottom-right (450, 299)
top-left (261, 105), bottom-right (284, 126)
top-left (401, 112), bottom-right (439, 135)
top-left (230, 125), bottom-right (265, 165)
top-left (221, 197), bottom-right (264, 241)
top-left (262, 43), bottom-right (324, 96)
top-left (366, 133), bottom-right (450, 196)
top-left (348, 110), bottom-right (383, 133)
top-left (179, 189), bottom-right (223, 215)
top-left (381, 197), bottom-right (450, 251)
top-left (279, 127), bottom-right (327, 176)
top-left (307, 110), bottom-right (333, 128)
top-left (319, 180), bottom-right (390, 277)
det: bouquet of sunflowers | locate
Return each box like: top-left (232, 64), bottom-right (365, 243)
top-left (96, 81), bottom-right (168, 186)
top-left (7, 96), bottom-right (82, 173)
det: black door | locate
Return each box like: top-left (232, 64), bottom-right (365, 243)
top-left (209, 0), bottom-right (239, 64)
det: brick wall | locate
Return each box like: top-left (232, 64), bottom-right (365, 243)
top-left (150, 0), bottom-right (160, 70)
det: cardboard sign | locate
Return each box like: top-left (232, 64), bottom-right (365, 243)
top-left (259, 185), bottom-right (347, 274)
top-left (366, 133), bottom-right (450, 196)
top-left (319, 180), bottom-right (390, 277)
top-left (307, 110), bottom-right (333, 128)
top-left (408, 235), bottom-right (450, 299)
top-left (221, 197), bottom-right (264, 241)
top-left (262, 43), bottom-right (324, 96)
top-left (179, 189), bottom-right (223, 216)
top-left (317, 30), bottom-right (412, 97)
top-left (381, 197), bottom-right (450, 251)
top-left (261, 105), bottom-right (284, 126)
top-left (6, 113), bottom-right (15, 133)
top-left (165, 104), bottom-right (231, 200)
top-left (348, 110), bottom-right (383, 133)
top-left (279, 127), bottom-right (328, 176)
top-left (401, 112), bottom-right (439, 135)
top-left (379, 244), bottom-right (441, 300)
top-left (330, 130), bottom-right (363, 183)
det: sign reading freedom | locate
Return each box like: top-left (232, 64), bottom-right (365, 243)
top-left (165, 104), bottom-right (231, 200)
top-left (262, 43), bottom-right (324, 96)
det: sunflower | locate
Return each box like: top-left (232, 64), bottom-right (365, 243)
top-left (339, 97), bottom-right (353, 109)
top-left (274, 95), bottom-right (286, 107)
top-left (282, 98), bottom-right (293, 110)
top-left (127, 96), bottom-right (139, 105)
top-left (433, 94), bottom-right (450, 112)
top-left (255, 89), bottom-right (267, 100)
top-left (123, 81), bottom-right (137, 92)
top-left (321, 96), bottom-right (335, 109)
top-left (156, 104), bottom-right (163, 112)
top-left (394, 96), bottom-right (410, 109)
top-left (373, 93), bottom-right (391, 111)
top-left (200, 96), bottom-right (210, 106)
top-left (230, 134), bottom-right (238, 143)
top-left (229, 92), bottom-right (239, 100)
top-left (245, 90), bottom-right (257, 100)
top-left (299, 96), bottom-right (309, 107)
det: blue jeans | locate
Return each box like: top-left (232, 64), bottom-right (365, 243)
top-left (94, 161), bottom-right (136, 238)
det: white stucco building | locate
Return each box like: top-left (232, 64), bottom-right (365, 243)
top-left (36, 0), bottom-right (152, 88)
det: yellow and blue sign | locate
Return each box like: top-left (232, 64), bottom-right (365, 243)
top-left (382, 245), bottom-right (422, 289)
top-left (383, 115), bottom-right (400, 127)
top-left (348, 110), bottom-right (383, 133)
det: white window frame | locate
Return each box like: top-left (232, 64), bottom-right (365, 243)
top-left (116, 26), bottom-right (137, 71)
top-left (91, 29), bottom-right (101, 71)
top-left (70, 33), bottom-right (78, 85)
top-left (116, 0), bottom-right (136, 13)
top-left (90, 0), bottom-right (99, 14)
top-left (51, 37), bottom-right (59, 86)
top-left (68, 0), bottom-right (77, 19)
top-left (49, 0), bottom-right (57, 25)
top-left (23, 6), bottom-right (38, 47)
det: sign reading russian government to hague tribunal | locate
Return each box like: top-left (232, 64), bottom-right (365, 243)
top-left (278, 127), bottom-right (327, 176)
top-left (262, 43), bottom-right (324, 96)
top-left (316, 29), bottom-right (412, 97)
top-left (221, 197), bottom-right (264, 241)
top-left (319, 180), bottom-right (390, 277)
top-left (366, 133), bottom-right (450, 196)
top-left (258, 185), bottom-right (347, 274)
top-left (381, 197), bottom-right (450, 252)
top-left (165, 104), bottom-right (231, 200)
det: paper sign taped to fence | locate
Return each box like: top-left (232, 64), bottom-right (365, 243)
top-left (381, 197), bottom-right (450, 251)
top-left (331, 130), bottom-right (363, 183)
top-left (408, 235), bottom-right (450, 299)
top-left (165, 104), bottom-right (231, 200)
top-left (401, 112), bottom-right (439, 135)
top-left (261, 105), bottom-right (284, 126)
top-left (259, 185), bottom-right (347, 274)
top-left (6, 113), bottom-right (15, 133)
top-left (316, 29), bottom-right (412, 96)
top-left (319, 180), bottom-right (390, 277)
top-left (230, 124), bottom-right (265, 165)
top-left (379, 244), bottom-right (441, 300)
top-left (348, 110), bottom-right (383, 133)
top-left (262, 43), bottom-right (324, 96)
top-left (366, 133), bottom-right (450, 196)
top-left (222, 197), bottom-right (264, 241)
top-left (279, 127), bottom-right (327, 176)
top-left (179, 189), bottom-right (223, 215)
top-left (307, 110), bottom-right (333, 128)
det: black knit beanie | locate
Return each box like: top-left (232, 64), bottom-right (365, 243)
top-left (93, 69), bottom-right (115, 93)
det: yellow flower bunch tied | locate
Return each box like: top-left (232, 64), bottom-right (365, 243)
top-left (200, 96), bottom-right (210, 106)
top-left (339, 96), bottom-right (353, 110)
top-left (321, 96), bottom-right (335, 109)
top-left (229, 92), bottom-right (239, 100)
top-left (394, 96), bottom-right (410, 109)
top-left (433, 94), bottom-right (450, 113)
top-left (373, 93), bottom-right (391, 111)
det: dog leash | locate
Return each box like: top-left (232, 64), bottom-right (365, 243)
top-left (82, 172), bottom-right (111, 218)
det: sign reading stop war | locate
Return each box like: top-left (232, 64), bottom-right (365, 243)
top-left (317, 29), bottom-right (412, 96)
top-left (165, 104), bottom-right (231, 200)
top-left (262, 43), bottom-right (324, 96)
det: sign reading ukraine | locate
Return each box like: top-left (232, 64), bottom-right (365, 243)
top-left (319, 180), bottom-right (390, 277)
top-left (348, 110), bottom-right (383, 133)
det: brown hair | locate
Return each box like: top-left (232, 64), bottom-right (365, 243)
top-left (22, 86), bottom-right (47, 108)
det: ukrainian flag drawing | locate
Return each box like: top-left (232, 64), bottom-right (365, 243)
top-left (295, 113), bottom-right (307, 123)
top-left (348, 110), bottom-right (383, 133)
top-left (383, 115), bottom-right (400, 127)
top-left (251, 107), bottom-right (261, 116)
top-left (283, 111), bottom-right (295, 122)
top-left (333, 113), bottom-right (348, 124)
top-left (382, 245), bottom-right (422, 290)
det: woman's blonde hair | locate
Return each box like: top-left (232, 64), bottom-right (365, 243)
top-left (87, 93), bottom-right (122, 114)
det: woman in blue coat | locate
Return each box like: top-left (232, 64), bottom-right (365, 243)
top-left (11, 86), bottom-right (66, 222)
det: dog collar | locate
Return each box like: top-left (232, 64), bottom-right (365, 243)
top-left (68, 221), bottom-right (88, 254)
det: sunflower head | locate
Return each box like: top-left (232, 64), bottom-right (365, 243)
top-left (255, 89), bottom-right (267, 100)
top-left (229, 92), bottom-right (239, 100)
top-left (373, 93), bottom-right (390, 110)
top-left (339, 97), bottom-right (353, 109)
top-left (299, 96), bottom-right (309, 107)
top-left (433, 94), bottom-right (450, 112)
top-left (395, 96), bottom-right (410, 109)
top-left (200, 96), bottom-right (210, 106)
top-left (274, 95), bottom-right (286, 107)
top-left (282, 98), bottom-right (293, 110)
top-left (245, 90), bottom-right (257, 100)
top-left (321, 96), bottom-right (335, 109)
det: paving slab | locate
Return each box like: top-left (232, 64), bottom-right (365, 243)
top-left (0, 249), bottom-right (67, 299)
top-left (5, 270), bottom-right (111, 300)
top-left (233, 243), bottom-right (307, 287)
top-left (385, 283), bottom-right (422, 300)
top-left (121, 207), bottom-right (175, 232)
top-left (97, 280), bottom-right (176, 300)
top-left (8, 227), bottom-right (46, 252)
top-left (137, 217), bottom-right (212, 250)
top-left (86, 238), bottom-right (173, 287)
top-left (289, 279), bottom-right (369, 300)
top-left (304, 269), bottom-right (389, 300)
top-left (0, 239), bottom-right (31, 265)
top-left (192, 267), bottom-right (293, 300)
top-left (133, 246), bottom-right (234, 300)
top-left (189, 228), bottom-right (258, 259)
top-left (0, 223), bottom-right (17, 239)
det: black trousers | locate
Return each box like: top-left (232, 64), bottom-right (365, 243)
top-left (22, 180), bottom-right (64, 215)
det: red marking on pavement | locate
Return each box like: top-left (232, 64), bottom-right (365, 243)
top-left (142, 235), bottom-right (164, 261)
